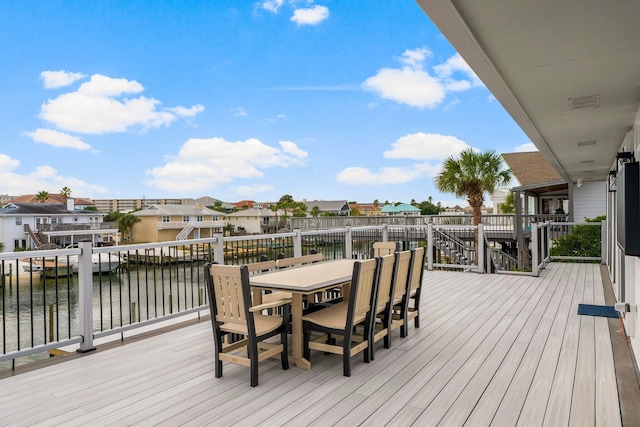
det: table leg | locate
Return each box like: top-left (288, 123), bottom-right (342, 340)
top-left (290, 293), bottom-right (311, 370)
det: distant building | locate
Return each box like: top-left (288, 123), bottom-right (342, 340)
top-left (0, 201), bottom-right (116, 250)
top-left (92, 198), bottom-right (185, 213)
top-left (302, 200), bottom-right (350, 216)
top-left (380, 203), bottom-right (421, 216)
top-left (226, 207), bottom-right (283, 234)
top-left (131, 204), bottom-right (226, 242)
top-left (349, 203), bottom-right (382, 216)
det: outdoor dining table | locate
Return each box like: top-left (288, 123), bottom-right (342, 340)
top-left (250, 258), bottom-right (356, 369)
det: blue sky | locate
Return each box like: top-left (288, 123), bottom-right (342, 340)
top-left (0, 0), bottom-right (534, 207)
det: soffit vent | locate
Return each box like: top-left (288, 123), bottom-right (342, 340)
top-left (577, 139), bottom-right (597, 147)
top-left (580, 160), bottom-right (596, 164)
top-left (569, 94), bottom-right (600, 110)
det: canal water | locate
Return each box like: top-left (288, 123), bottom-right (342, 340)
top-left (1, 262), bottom-right (208, 371)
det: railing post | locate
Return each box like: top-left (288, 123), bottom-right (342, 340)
top-left (601, 220), bottom-right (607, 265)
top-left (477, 224), bottom-right (485, 273)
top-left (213, 233), bottom-right (224, 265)
top-left (293, 229), bottom-right (302, 257)
top-left (382, 224), bottom-right (389, 242)
top-left (531, 223), bottom-right (539, 277)
top-left (77, 240), bottom-right (95, 353)
top-left (427, 223), bottom-right (433, 270)
top-left (345, 226), bottom-right (353, 259)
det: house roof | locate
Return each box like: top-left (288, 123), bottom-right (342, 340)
top-left (132, 204), bottom-right (224, 217)
top-left (303, 200), bottom-right (350, 212)
top-left (380, 203), bottom-right (421, 213)
top-left (10, 195), bottom-right (94, 206)
top-left (502, 152), bottom-right (564, 187)
top-left (0, 203), bottom-right (94, 216)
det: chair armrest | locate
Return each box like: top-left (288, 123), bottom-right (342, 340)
top-left (250, 299), bottom-right (292, 312)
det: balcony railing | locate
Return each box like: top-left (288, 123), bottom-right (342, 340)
top-left (0, 220), bottom-right (604, 370)
top-left (156, 220), bottom-right (226, 230)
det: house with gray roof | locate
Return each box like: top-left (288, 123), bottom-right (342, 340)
top-left (132, 204), bottom-right (226, 242)
top-left (0, 201), bottom-right (117, 251)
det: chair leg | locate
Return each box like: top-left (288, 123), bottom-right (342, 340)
top-left (343, 341), bottom-right (351, 377)
top-left (281, 328), bottom-right (289, 370)
top-left (214, 335), bottom-right (223, 378)
top-left (250, 342), bottom-right (259, 387)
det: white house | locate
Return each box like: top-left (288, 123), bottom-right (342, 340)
top-left (0, 201), bottom-right (117, 251)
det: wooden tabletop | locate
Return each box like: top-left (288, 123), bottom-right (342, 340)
top-left (250, 259), bottom-right (356, 293)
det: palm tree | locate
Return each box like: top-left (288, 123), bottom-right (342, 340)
top-left (60, 186), bottom-right (72, 204)
top-left (35, 191), bottom-right (49, 203)
top-left (435, 149), bottom-right (512, 225)
top-left (118, 213), bottom-right (141, 241)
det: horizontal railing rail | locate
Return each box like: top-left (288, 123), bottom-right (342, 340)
top-left (1, 219), bottom-right (604, 369)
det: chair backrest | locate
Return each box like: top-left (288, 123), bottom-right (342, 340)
top-left (245, 260), bottom-right (277, 274)
top-left (206, 264), bottom-right (252, 328)
top-left (276, 253), bottom-right (323, 269)
top-left (375, 253), bottom-right (396, 311)
top-left (348, 258), bottom-right (379, 321)
top-left (373, 242), bottom-right (396, 257)
top-left (409, 247), bottom-right (426, 293)
top-left (392, 250), bottom-right (412, 302)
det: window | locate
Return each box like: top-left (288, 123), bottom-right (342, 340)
top-left (162, 216), bottom-right (170, 223)
top-left (196, 216), bottom-right (203, 222)
top-left (183, 216), bottom-right (190, 222)
top-left (15, 217), bottom-right (22, 225)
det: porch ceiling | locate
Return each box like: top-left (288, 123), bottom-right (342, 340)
top-left (415, 0), bottom-right (640, 184)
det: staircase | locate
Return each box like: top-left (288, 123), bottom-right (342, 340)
top-left (433, 228), bottom-right (475, 266)
top-left (176, 221), bottom-right (197, 241)
top-left (24, 224), bottom-right (47, 248)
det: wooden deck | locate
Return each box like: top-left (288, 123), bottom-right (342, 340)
top-left (0, 263), bottom-right (630, 426)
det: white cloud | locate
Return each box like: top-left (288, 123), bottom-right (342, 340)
top-left (233, 184), bottom-right (274, 196)
top-left (336, 163), bottom-right (438, 186)
top-left (24, 128), bottom-right (91, 150)
top-left (231, 107), bottom-right (247, 117)
top-left (336, 132), bottom-right (471, 187)
top-left (0, 154), bottom-right (108, 196)
top-left (384, 133), bottom-right (471, 161)
top-left (40, 70), bottom-right (86, 89)
top-left (261, 0), bottom-right (284, 13)
top-left (145, 137), bottom-right (308, 193)
top-left (291, 5), bottom-right (329, 25)
top-left (363, 48), bottom-right (485, 109)
top-left (39, 73), bottom-right (204, 134)
top-left (433, 53), bottom-right (483, 89)
top-left (515, 142), bottom-right (538, 152)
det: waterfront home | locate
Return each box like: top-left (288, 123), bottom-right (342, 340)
top-left (381, 203), bottom-right (421, 216)
top-left (0, 199), bottom-right (116, 250)
top-left (225, 207), bottom-right (283, 234)
top-left (302, 199), bottom-right (351, 216)
top-left (131, 204), bottom-right (226, 242)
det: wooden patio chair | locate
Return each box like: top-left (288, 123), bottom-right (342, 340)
top-left (387, 249), bottom-right (412, 341)
top-left (400, 247), bottom-right (426, 335)
top-left (275, 253), bottom-right (323, 269)
top-left (302, 258), bottom-right (379, 377)
top-left (372, 241), bottom-right (396, 257)
top-left (370, 253), bottom-right (396, 360)
top-left (204, 263), bottom-right (290, 387)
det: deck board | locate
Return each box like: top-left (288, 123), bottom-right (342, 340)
top-left (0, 263), bottom-right (627, 427)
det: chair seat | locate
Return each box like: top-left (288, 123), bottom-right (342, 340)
top-left (303, 302), bottom-right (366, 329)
top-left (220, 314), bottom-right (283, 336)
